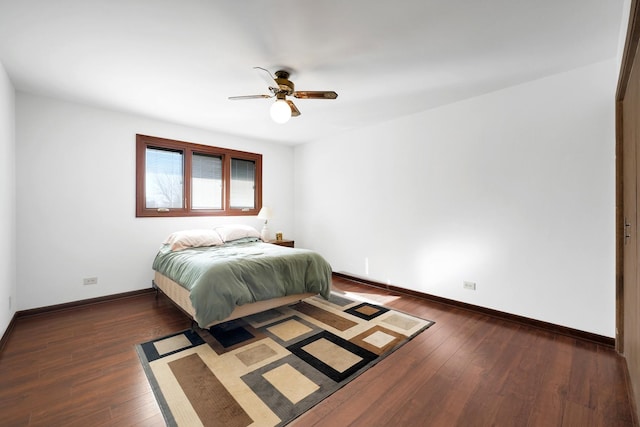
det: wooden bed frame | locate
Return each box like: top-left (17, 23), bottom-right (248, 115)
top-left (152, 271), bottom-right (316, 328)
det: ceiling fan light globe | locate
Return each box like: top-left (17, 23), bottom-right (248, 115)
top-left (270, 99), bottom-right (291, 124)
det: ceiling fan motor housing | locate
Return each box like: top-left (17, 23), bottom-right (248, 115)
top-left (274, 70), bottom-right (294, 95)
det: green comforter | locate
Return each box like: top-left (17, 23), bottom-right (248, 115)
top-left (152, 241), bottom-right (332, 327)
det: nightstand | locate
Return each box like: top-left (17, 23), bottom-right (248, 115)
top-left (268, 239), bottom-right (294, 248)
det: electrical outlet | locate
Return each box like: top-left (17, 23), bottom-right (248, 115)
top-left (83, 277), bottom-right (98, 286)
top-left (463, 281), bottom-right (476, 290)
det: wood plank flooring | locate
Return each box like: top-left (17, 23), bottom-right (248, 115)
top-left (0, 276), bottom-right (636, 426)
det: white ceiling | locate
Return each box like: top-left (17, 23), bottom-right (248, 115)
top-left (0, 0), bottom-right (626, 145)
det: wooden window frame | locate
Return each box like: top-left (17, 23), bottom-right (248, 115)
top-left (136, 134), bottom-right (262, 217)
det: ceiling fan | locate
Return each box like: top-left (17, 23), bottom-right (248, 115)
top-left (228, 67), bottom-right (338, 123)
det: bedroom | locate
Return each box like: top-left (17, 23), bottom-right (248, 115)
top-left (0, 0), bottom-right (638, 425)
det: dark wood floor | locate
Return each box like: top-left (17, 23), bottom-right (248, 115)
top-left (0, 276), bottom-right (636, 426)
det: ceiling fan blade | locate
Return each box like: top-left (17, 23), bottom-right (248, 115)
top-left (253, 67), bottom-right (279, 90)
top-left (287, 100), bottom-right (301, 117)
top-left (228, 94), bottom-right (272, 100)
top-left (293, 91), bottom-right (338, 100)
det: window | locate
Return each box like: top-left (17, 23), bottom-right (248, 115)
top-left (136, 134), bottom-right (262, 217)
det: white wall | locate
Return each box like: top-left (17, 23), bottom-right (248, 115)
top-left (16, 93), bottom-right (295, 310)
top-left (294, 59), bottom-right (617, 337)
top-left (618, 0), bottom-right (632, 70)
top-left (0, 61), bottom-right (16, 337)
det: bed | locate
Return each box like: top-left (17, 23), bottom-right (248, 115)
top-left (151, 225), bottom-right (333, 328)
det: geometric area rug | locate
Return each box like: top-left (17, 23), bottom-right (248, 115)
top-left (136, 291), bottom-right (434, 426)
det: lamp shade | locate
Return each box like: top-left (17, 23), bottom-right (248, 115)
top-left (270, 100), bottom-right (291, 124)
top-left (257, 206), bottom-right (273, 220)
top-left (257, 206), bottom-right (273, 241)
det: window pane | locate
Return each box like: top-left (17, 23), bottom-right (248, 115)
top-left (230, 158), bottom-right (256, 209)
top-left (145, 147), bottom-right (183, 208)
top-left (192, 153), bottom-right (223, 209)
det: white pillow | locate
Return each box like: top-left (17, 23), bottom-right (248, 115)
top-left (214, 224), bottom-right (261, 242)
top-left (163, 229), bottom-right (224, 251)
